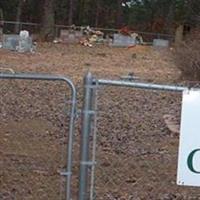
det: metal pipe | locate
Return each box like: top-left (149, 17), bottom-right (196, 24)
top-left (96, 79), bottom-right (188, 92)
top-left (89, 80), bottom-right (98, 200)
top-left (0, 72), bottom-right (76, 200)
top-left (78, 72), bottom-right (94, 200)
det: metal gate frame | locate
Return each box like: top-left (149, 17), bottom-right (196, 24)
top-left (1, 72), bottom-right (197, 200)
top-left (0, 72), bottom-right (76, 200)
top-left (78, 72), bottom-right (192, 200)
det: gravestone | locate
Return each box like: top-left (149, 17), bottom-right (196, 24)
top-left (175, 25), bottom-right (184, 46)
top-left (17, 30), bottom-right (33, 52)
top-left (153, 39), bottom-right (169, 48)
top-left (60, 29), bottom-right (83, 43)
top-left (2, 34), bottom-right (19, 50)
top-left (60, 29), bottom-right (69, 42)
top-left (3, 31), bottom-right (33, 52)
top-left (110, 33), bottom-right (136, 47)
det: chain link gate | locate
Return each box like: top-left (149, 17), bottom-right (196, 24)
top-left (78, 73), bottom-right (200, 200)
top-left (2, 72), bottom-right (200, 200)
top-left (0, 73), bottom-right (76, 200)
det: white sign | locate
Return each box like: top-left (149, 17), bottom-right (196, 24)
top-left (177, 90), bottom-right (200, 186)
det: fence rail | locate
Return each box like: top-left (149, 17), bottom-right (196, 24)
top-left (97, 79), bottom-right (187, 92)
top-left (0, 20), bottom-right (174, 42)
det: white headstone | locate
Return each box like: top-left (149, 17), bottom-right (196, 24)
top-left (19, 30), bottom-right (29, 39)
top-left (17, 30), bottom-right (33, 53)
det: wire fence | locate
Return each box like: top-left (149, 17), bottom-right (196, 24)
top-left (0, 20), bottom-right (174, 43)
top-left (93, 86), bottom-right (182, 199)
top-left (78, 73), bottom-right (200, 200)
top-left (3, 72), bottom-right (200, 199)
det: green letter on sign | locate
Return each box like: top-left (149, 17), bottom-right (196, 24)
top-left (187, 149), bottom-right (200, 174)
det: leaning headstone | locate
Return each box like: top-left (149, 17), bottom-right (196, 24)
top-left (175, 25), bottom-right (184, 46)
top-left (153, 39), bottom-right (169, 48)
top-left (110, 33), bottom-right (136, 47)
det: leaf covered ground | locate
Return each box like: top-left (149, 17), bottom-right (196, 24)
top-left (0, 44), bottom-right (199, 199)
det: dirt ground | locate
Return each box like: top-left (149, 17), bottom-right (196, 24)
top-left (0, 44), bottom-right (199, 200)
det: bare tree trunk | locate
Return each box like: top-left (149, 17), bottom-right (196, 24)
top-left (68, 0), bottom-right (74, 25)
top-left (116, 0), bottom-right (123, 28)
top-left (15, 0), bottom-right (23, 33)
top-left (95, 0), bottom-right (100, 27)
top-left (164, 1), bottom-right (175, 34)
top-left (40, 0), bottom-right (55, 41)
top-left (78, 0), bottom-right (85, 25)
top-left (0, 9), bottom-right (3, 41)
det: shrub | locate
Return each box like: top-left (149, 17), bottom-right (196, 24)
top-left (175, 30), bottom-right (200, 81)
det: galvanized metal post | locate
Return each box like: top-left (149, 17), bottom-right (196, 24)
top-left (78, 72), bottom-right (95, 200)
